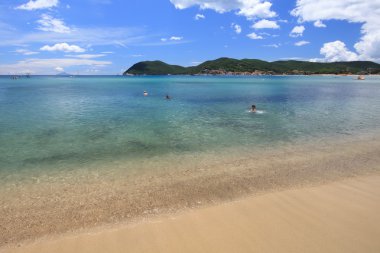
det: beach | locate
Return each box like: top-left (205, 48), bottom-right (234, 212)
top-left (2, 174), bottom-right (380, 253)
top-left (1, 76), bottom-right (380, 251)
top-left (1, 132), bottom-right (380, 251)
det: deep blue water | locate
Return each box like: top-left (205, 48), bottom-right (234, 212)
top-left (1, 75), bottom-right (379, 176)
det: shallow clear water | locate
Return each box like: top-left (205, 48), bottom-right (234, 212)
top-left (1, 75), bottom-right (380, 178)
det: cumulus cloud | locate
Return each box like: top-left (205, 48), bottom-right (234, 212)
top-left (252, 19), bottom-right (279, 29)
top-left (169, 0), bottom-right (276, 20)
top-left (313, 20), bottom-right (326, 28)
top-left (291, 0), bottom-right (380, 62)
top-left (294, 40), bottom-right (310, 46)
top-left (320, 40), bottom-right (358, 62)
top-left (16, 0), bottom-right (58, 10)
top-left (195, 14), bottom-right (205, 20)
top-left (231, 23), bottom-right (242, 34)
top-left (247, 32), bottom-right (263, 40)
top-left (40, 43), bottom-right (85, 53)
top-left (37, 14), bottom-right (71, 33)
top-left (289, 25), bottom-right (305, 37)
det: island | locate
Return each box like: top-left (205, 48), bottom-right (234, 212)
top-left (123, 57), bottom-right (380, 76)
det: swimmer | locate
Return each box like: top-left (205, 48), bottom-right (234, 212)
top-left (250, 104), bottom-right (257, 113)
top-left (143, 91), bottom-right (148, 96)
top-left (165, 94), bottom-right (171, 100)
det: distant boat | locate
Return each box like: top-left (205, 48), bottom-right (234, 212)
top-left (357, 75), bottom-right (365, 80)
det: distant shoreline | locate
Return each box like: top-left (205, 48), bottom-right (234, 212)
top-left (123, 57), bottom-right (380, 76)
top-left (2, 74), bottom-right (380, 77)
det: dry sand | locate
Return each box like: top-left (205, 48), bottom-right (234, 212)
top-left (3, 175), bottom-right (380, 253)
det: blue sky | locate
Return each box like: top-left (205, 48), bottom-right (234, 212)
top-left (0, 0), bottom-right (378, 74)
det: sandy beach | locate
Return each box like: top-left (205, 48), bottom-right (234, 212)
top-left (1, 133), bottom-right (380, 249)
top-left (2, 175), bottom-right (379, 253)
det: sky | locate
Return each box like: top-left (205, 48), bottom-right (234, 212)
top-left (0, 0), bottom-right (379, 75)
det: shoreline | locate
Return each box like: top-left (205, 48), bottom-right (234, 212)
top-left (2, 74), bottom-right (380, 77)
top-left (2, 174), bottom-right (380, 253)
top-left (1, 133), bottom-right (380, 248)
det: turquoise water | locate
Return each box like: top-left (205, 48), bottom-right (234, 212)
top-left (1, 75), bottom-right (380, 177)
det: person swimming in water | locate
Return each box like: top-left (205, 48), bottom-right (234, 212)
top-left (143, 91), bottom-right (148, 96)
top-left (165, 94), bottom-right (171, 100)
top-left (250, 104), bottom-right (257, 113)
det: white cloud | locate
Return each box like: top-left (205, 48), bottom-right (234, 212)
top-left (289, 25), bottom-right (305, 37)
top-left (231, 23), bottom-right (242, 34)
top-left (169, 0), bottom-right (276, 20)
top-left (252, 19), bottom-right (279, 29)
top-left (291, 0), bottom-right (380, 62)
top-left (264, 43), bottom-right (280, 48)
top-left (294, 40), bottom-right (310, 46)
top-left (247, 32), bottom-right (263, 40)
top-left (40, 43), bottom-right (85, 53)
top-left (16, 0), bottom-right (58, 10)
top-left (320, 40), bottom-right (358, 62)
top-left (195, 14), bottom-right (205, 20)
top-left (13, 49), bottom-right (39, 55)
top-left (55, 66), bottom-right (64, 72)
top-left (0, 58), bottom-right (111, 75)
top-left (259, 32), bottom-right (278, 37)
top-left (157, 36), bottom-right (187, 45)
top-left (313, 20), bottom-right (326, 28)
top-left (37, 14), bottom-right (71, 33)
top-left (65, 54), bottom-right (105, 59)
top-left (169, 36), bottom-right (183, 41)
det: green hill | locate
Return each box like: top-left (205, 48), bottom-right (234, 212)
top-left (125, 60), bottom-right (187, 75)
top-left (123, 58), bottom-right (380, 75)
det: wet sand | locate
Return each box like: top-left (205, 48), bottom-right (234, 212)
top-left (1, 134), bottom-right (380, 248)
top-left (3, 175), bottom-right (380, 253)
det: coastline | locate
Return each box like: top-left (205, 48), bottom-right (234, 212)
top-left (1, 132), bottom-right (380, 248)
top-left (3, 174), bottom-right (380, 253)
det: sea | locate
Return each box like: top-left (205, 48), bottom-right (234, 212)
top-left (1, 75), bottom-right (380, 181)
top-left (2, 75), bottom-right (380, 244)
